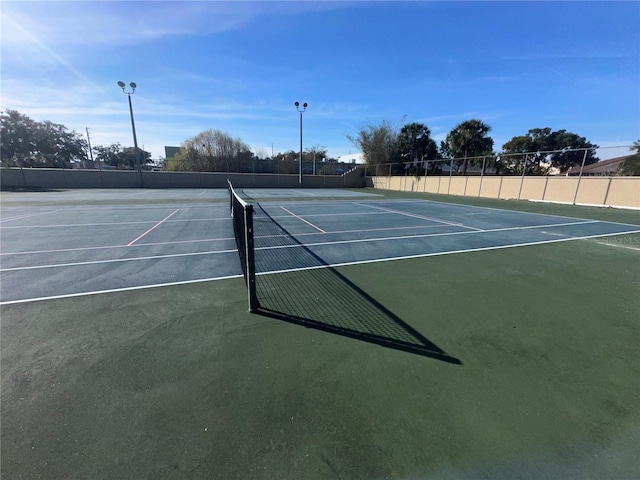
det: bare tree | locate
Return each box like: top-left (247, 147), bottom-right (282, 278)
top-left (346, 120), bottom-right (398, 168)
top-left (168, 129), bottom-right (251, 172)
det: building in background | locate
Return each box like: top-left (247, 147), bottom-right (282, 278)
top-left (164, 146), bottom-right (182, 160)
top-left (337, 152), bottom-right (364, 164)
top-left (566, 155), bottom-right (632, 176)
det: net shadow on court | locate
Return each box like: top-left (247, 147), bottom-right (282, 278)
top-left (252, 203), bottom-right (462, 365)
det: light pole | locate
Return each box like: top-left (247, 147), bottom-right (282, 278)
top-left (117, 81), bottom-right (142, 186)
top-left (294, 101), bottom-right (307, 184)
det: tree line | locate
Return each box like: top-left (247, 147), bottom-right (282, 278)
top-left (347, 119), bottom-right (613, 175)
top-left (0, 110), bottom-right (152, 170)
top-left (2, 109), bottom-right (638, 175)
top-left (0, 109), bottom-right (341, 174)
top-left (166, 128), bottom-right (343, 174)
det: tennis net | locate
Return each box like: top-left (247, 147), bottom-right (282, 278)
top-left (227, 180), bottom-right (258, 311)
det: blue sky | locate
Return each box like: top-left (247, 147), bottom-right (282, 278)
top-left (2, 1), bottom-right (638, 161)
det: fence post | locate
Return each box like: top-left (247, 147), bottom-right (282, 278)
top-left (478, 156), bottom-right (486, 197)
top-left (404, 163), bottom-right (408, 192)
top-left (603, 177), bottom-right (613, 206)
top-left (542, 177), bottom-right (549, 201)
top-left (517, 154), bottom-right (527, 200)
top-left (423, 161), bottom-right (428, 193)
top-left (573, 149), bottom-right (589, 205)
top-left (19, 165), bottom-right (27, 187)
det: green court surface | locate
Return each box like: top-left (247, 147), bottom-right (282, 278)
top-left (1, 189), bottom-right (639, 479)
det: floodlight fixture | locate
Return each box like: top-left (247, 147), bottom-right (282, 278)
top-left (118, 81), bottom-right (136, 95)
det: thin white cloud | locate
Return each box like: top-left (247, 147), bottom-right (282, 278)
top-left (1, 1), bottom-right (359, 48)
top-left (501, 52), bottom-right (638, 61)
top-left (2, 3), bottom-right (238, 48)
top-left (543, 65), bottom-right (573, 82)
top-left (1, 12), bottom-right (93, 84)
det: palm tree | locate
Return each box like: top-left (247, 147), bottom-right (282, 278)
top-left (397, 122), bottom-right (438, 161)
top-left (445, 119), bottom-right (494, 175)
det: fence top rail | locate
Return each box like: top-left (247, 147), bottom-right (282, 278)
top-left (364, 144), bottom-right (634, 170)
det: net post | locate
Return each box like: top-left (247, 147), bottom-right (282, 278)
top-left (244, 205), bottom-right (258, 312)
top-left (228, 178), bottom-right (259, 311)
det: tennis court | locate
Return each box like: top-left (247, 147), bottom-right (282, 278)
top-left (1, 189), bottom-right (636, 304)
top-left (2, 188), bottom-right (639, 479)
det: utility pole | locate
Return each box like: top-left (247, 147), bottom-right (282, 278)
top-left (86, 127), bottom-right (96, 170)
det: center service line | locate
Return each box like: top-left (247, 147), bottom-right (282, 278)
top-left (127, 209), bottom-right (180, 246)
top-left (280, 206), bottom-right (327, 233)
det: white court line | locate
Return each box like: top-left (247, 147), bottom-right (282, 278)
top-left (257, 230), bottom-right (640, 277)
top-left (0, 248), bottom-right (238, 272)
top-left (258, 211), bottom-right (382, 219)
top-left (3, 227), bottom-right (639, 306)
top-left (0, 221), bottom-right (449, 258)
top-left (402, 197), bottom-right (640, 228)
top-left (0, 209), bottom-right (64, 223)
top-left (0, 217), bottom-right (229, 229)
top-left (3, 204), bottom-right (226, 212)
top-left (0, 275), bottom-right (244, 306)
top-left (1, 220), bottom-right (161, 229)
top-left (596, 241), bottom-right (640, 252)
top-left (291, 189), bottom-right (315, 196)
top-left (355, 202), bottom-right (484, 231)
top-left (0, 222), bottom-right (449, 257)
top-left (255, 220), bottom-right (604, 252)
top-left (254, 223), bottom-right (449, 241)
top-left (0, 219), bottom-right (605, 270)
top-left (127, 209), bottom-right (180, 246)
top-left (280, 206), bottom-right (327, 233)
top-left (0, 236), bottom-right (235, 257)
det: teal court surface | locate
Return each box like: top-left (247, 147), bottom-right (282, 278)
top-left (1, 189), bottom-right (637, 304)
